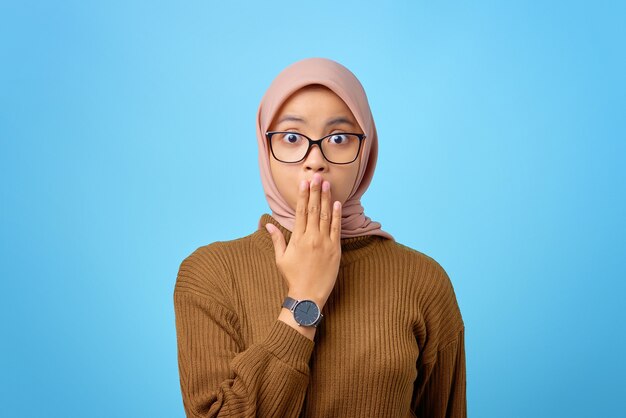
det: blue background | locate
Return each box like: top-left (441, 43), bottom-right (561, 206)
top-left (1, 1), bottom-right (624, 417)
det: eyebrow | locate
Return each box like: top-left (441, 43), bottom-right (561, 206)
top-left (276, 115), bottom-right (356, 128)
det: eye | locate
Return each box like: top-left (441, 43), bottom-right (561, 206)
top-left (328, 134), bottom-right (348, 145)
top-left (281, 133), bottom-right (303, 144)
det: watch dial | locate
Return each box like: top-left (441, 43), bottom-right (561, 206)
top-left (294, 300), bottom-right (319, 326)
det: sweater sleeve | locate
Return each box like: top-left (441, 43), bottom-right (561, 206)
top-left (173, 248), bottom-right (315, 417)
top-left (411, 328), bottom-right (467, 418)
top-left (410, 258), bottom-right (467, 418)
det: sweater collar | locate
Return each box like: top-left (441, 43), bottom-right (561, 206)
top-left (252, 213), bottom-right (384, 267)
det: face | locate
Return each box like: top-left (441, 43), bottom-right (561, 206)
top-left (267, 84), bottom-right (364, 211)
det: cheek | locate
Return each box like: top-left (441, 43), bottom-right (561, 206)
top-left (269, 160), bottom-right (299, 208)
top-left (334, 166), bottom-right (361, 203)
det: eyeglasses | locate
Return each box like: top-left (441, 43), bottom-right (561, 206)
top-left (265, 131), bottom-right (366, 164)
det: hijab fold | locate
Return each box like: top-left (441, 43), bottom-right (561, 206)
top-left (256, 57), bottom-right (394, 241)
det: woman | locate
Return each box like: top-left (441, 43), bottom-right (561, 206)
top-left (174, 57), bottom-right (466, 417)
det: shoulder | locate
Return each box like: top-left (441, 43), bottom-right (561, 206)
top-left (174, 232), bottom-right (258, 298)
top-left (379, 238), bottom-right (452, 285)
top-left (381, 238), bottom-right (464, 329)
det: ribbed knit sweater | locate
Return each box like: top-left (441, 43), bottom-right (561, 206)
top-left (173, 213), bottom-right (466, 418)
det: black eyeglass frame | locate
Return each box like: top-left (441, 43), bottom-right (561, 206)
top-left (265, 131), bottom-right (367, 164)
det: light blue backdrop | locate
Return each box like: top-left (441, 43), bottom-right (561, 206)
top-left (1, 1), bottom-right (624, 417)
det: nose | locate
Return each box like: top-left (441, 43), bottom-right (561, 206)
top-left (303, 143), bottom-right (328, 172)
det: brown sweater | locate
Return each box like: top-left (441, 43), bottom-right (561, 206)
top-left (174, 213), bottom-right (466, 418)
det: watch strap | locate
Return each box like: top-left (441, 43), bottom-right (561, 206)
top-left (282, 296), bottom-right (298, 311)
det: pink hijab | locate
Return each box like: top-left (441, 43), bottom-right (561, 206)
top-left (256, 57), bottom-right (394, 241)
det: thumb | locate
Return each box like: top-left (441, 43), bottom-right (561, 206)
top-left (265, 223), bottom-right (286, 260)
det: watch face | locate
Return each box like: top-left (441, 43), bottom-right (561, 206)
top-left (293, 300), bottom-right (320, 326)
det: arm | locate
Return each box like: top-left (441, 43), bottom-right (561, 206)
top-left (411, 258), bottom-right (467, 418)
top-left (173, 253), bottom-right (314, 418)
top-left (411, 327), bottom-right (467, 418)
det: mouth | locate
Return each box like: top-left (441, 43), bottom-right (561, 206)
top-left (304, 176), bottom-right (326, 185)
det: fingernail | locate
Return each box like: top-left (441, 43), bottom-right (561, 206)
top-left (313, 175), bottom-right (321, 185)
top-left (265, 224), bottom-right (273, 233)
top-left (300, 180), bottom-right (307, 191)
top-left (322, 181), bottom-right (330, 192)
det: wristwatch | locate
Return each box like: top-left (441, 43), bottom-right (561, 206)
top-left (282, 296), bottom-right (323, 327)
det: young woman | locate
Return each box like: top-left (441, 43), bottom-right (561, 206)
top-left (174, 57), bottom-right (466, 417)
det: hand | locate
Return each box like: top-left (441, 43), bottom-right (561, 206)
top-left (265, 172), bottom-right (342, 309)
